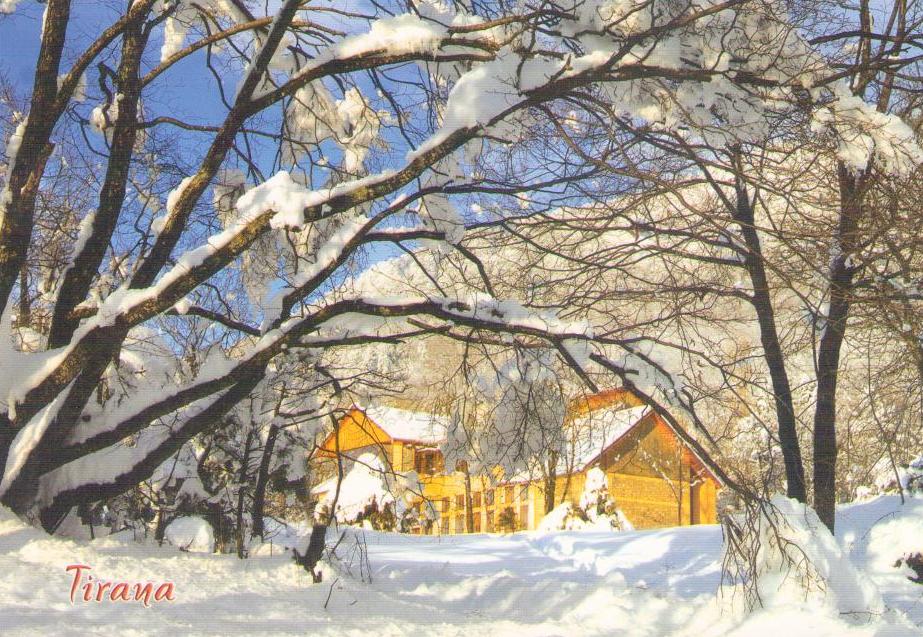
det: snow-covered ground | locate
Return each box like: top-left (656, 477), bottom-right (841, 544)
top-left (0, 497), bottom-right (921, 636)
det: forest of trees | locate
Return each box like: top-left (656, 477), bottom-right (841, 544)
top-left (0, 0), bottom-right (922, 558)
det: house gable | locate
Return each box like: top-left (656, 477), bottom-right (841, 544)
top-left (600, 414), bottom-right (717, 482)
top-left (319, 407), bottom-right (445, 474)
top-left (319, 408), bottom-right (394, 457)
top-left (573, 390), bottom-right (722, 486)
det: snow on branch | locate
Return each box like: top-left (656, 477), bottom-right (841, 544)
top-left (811, 82), bottom-right (923, 174)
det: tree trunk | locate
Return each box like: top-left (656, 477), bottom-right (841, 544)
top-left (812, 166), bottom-right (863, 532)
top-left (544, 456), bottom-right (557, 514)
top-left (251, 424), bottom-right (280, 540)
top-left (0, 418), bottom-right (13, 494)
top-left (47, 12), bottom-right (150, 347)
top-left (294, 523), bottom-right (327, 583)
top-left (153, 505), bottom-right (167, 546)
top-left (18, 262), bottom-right (30, 326)
top-left (236, 428), bottom-right (257, 558)
top-left (0, 0), bottom-right (71, 319)
top-left (463, 468), bottom-right (474, 533)
top-left (733, 178), bottom-right (808, 502)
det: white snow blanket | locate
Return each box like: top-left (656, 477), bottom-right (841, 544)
top-left (0, 497), bottom-right (920, 635)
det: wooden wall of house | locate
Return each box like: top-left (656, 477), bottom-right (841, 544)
top-left (420, 473), bottom-right (538, 534)
top-left (367, 437), bottom-right (717, 533)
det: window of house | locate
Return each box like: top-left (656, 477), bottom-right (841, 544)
top-left (472, 492), bottom-right (481, 508)
top-left (505, 486), bottom-right (514, 504)
top-left (456, 494), bottom-right (465, 508)
top-left (473, 514), bottom-right (481, 532)
top-left (485, 510), bottom-right (494, 533)
top-left (519, 485), bottom-right (529, 501)
top-left (485, 489), bottom-right (495, 506)
top-left (441, 516), bottom-right (449, 535)
top-left (455, 514), bottom-right (464, 533)
top-left (401, 445), bottom-right (414, 471)
top-left (519, 504), bottom-right (529, 530)
top-left (415, 449), bottom-right (444, 475)
top-left (441, 498), bottom-right (449, 513)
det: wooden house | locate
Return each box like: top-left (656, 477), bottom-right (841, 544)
top-left (313, 389), bottom-right (721, 533)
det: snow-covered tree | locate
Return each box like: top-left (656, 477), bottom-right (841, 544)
top-left (0, 0), bottom-right (914, 535)
top-left (456, 0), bottom-right (923, 528)
top-left (442, 348), bottom-right (575, 515)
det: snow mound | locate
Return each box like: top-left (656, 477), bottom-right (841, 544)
top-left (899, 456), bottom-right (923, 494)
top-left (537, 501), bottom-right (582, 531)
top-left (847, 497), bottom-right (923, 579)
top-left (750, 496), bottom-right (883, 616)
top-left (0, 505), bottom-right (32, 537)
top-left (321, 452), bottom-right (396, 524)
top-left (163, 516), bottom-right (215, 553)
top-left (537, 500), bottom-right (631, 532)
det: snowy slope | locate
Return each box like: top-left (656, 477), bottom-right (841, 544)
top-left (0, 498), bottom-right (921, 636)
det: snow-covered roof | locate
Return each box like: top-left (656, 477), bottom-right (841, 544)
top-left (565, 404), bottom-right (652, 472)
top-left (360, 405), bottom-right (450, 445)
top-left (311, 475), bottom-right (337, 496)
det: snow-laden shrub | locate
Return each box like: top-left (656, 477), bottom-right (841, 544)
top-left (858, 498), bottom-right (923, 584)
top-left (580, 468), bottom-right (633, 531)
top-left (164, 516), bottom-right (215, 553)
top-left (725, 495), bottom-right (882, 617)
top-left (319, 452), bottom-right (420, 531)
top-left (857, 454), bottom-right (923, 499)
top-left (899, 456), bottom-right (923, 495)
top-left (537, 468), bottom-right (632, 532)
top-left (537, 501), bottom-right (583, 531)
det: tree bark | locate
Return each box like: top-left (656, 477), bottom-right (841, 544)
top-left (463, 467), bottom-right (474, 533)
top-left (48, 11), bottom-right (150, 347)
top-left (251, 424), bottom-right (280, 540)
top-left (812, 166), bottom-right (863, 532)
top-left (236, 428), bottom-right (256, 558)
top-left (544, 456), bottom-right (557, 514)
top-left (294, 523), bottom-right (327, 583)
top-left (0, 0), bottom-right (71, 319)
top-left (18, 262), bottom-right (30, 326)
top-left (733, 179), bottom-right (808, 503)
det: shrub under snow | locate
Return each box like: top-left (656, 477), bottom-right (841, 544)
top-left (538, 468), bottom-right (632, 532)
top-left (859, 454), bottom-right (923, 499)
top-left (164, 516), bottom-right (215, 553)
top-left (319, 452), bottom-right (421, 531)
top-left (898, 456), bottom-right (923, 495)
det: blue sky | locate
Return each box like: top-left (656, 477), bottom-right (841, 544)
top-left (0, 1), bottom-right (438, 334)
top-left (0, 1), bottom-right (582, 315)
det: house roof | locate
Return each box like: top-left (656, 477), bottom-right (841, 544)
top-left (359, 405), bottom-right (450, 445)
top-left (498, 403), bottom-right (652, 483)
